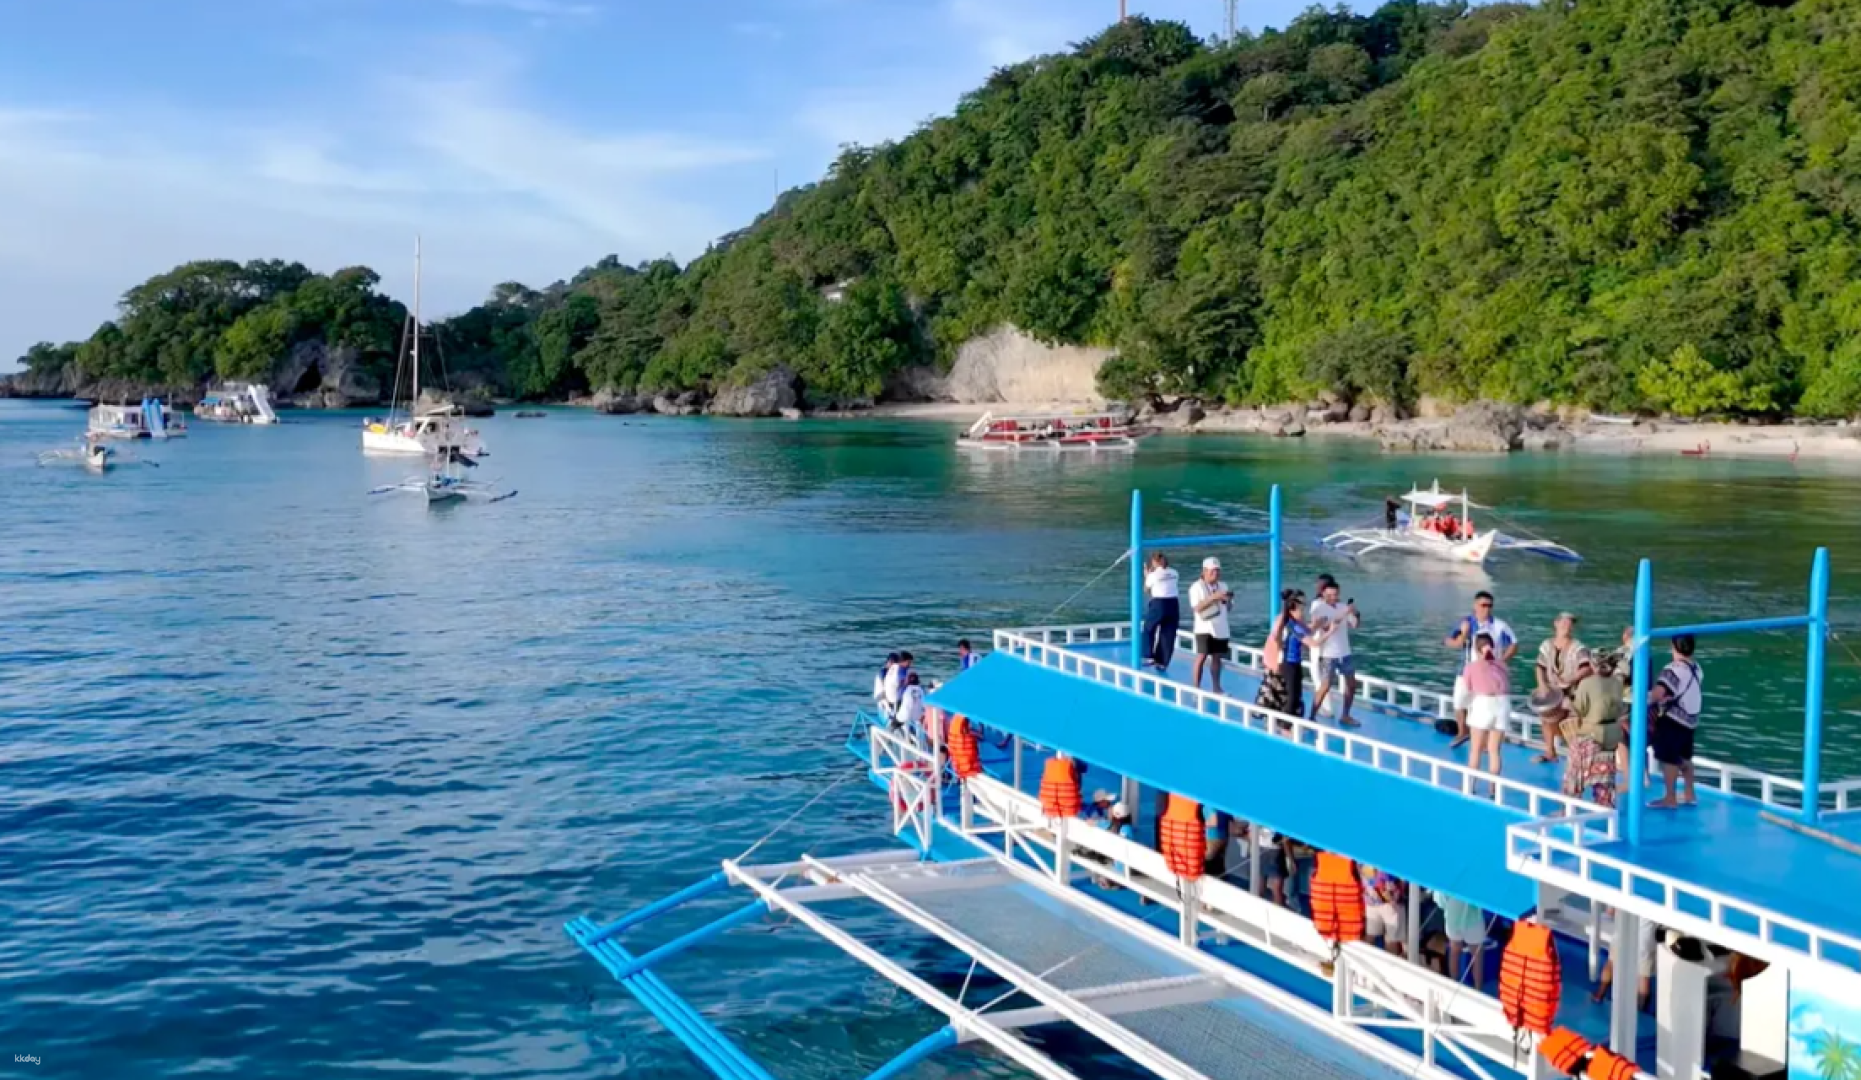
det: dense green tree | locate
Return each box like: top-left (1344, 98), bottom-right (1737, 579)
top-left (22, 0), bottom-right (1861, 418)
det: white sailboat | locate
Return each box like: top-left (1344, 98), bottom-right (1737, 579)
top-left (362, 238), bottom-right (488, 458)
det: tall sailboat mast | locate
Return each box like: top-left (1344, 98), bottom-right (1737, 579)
top-left (412, 236), bottom-right (422, 406)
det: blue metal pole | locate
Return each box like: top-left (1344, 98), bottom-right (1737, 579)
top-left (1627, 559), bottom-right (1653, 845)
top-left (1130, 489), bottom-right (1145, 672)
top-left (1648, 614), bottom-right (1814, 638)
top-left (863, 1025), bottom-right (959, 1080)
top-left (1268, 484), bottom-right (1283, 628)
top-left (586, 870), bottom-right (728, 944)
top-left (1145, 532), bottom-right (1275, 549)
top-left (1803, 547), bottom-right (1830, 824)
top-left (611, 899), bottom-right (771, 980)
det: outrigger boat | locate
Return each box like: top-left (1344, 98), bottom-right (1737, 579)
top-left (194, 382), bottom-right (279, 425)
top-left (958, 408), bottom-right (1154, 452)
top-left (1321, 480), bottom-right (1581, 564)
top-left (369, 448), bottom-right (515, 507)
top-left (362, 238), bottom-right (488, 459)
top-left (571, 487), bottom-right (1856, 1080)
top-left (36, 435), bottom-right (151, 472)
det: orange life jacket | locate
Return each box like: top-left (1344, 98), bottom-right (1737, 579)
top-left (1538, 1027), bottom-right (1592, 1076)
top-left (1038, 756), bottom-right (1082, 818)
top-left (1499, 919), bottom-right (1562, 1036)
top-left (1585, 1047), bottom-right (1637, 1080)
top-left (1309, 852), bottom-right (1365, 944)
top-left (946, 716), bottom-right (982, 779)
top-left (1158, 794), bottom-right (1206, 879)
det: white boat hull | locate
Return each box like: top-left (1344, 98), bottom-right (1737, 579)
top-left (957, 435), bottom-right (1139, 452)
top-left (361, 423), bottom-right (487, 458)
top-left (1323, 527), bottom-right (1499, 564)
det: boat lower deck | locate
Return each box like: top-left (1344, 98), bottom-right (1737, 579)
top-left (867, 723), bottom-right (1659, 1075)
top-left (1059, 639), bottom-right (1861, 974)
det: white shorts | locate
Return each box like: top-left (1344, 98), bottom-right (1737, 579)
top-left (1467, 695), bottom-right (1509, 732)
top-left (1453, 675), bottom-right (1471, 712)
top-left (1366, 902), bottom-right (1405, 942)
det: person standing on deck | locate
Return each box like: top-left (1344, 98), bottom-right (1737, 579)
top-left (1446, 591), bottom-right (1516, 748)
top-left (1360, 865), bottom-right (1407, 957)
top-left (1648, 634), bottom-right (1702, 808)
top-left (1189, 558), bottom-right (1235, 694)
top-left (1461, 633), bottom-right (1511, 784)
top-left (1308, 576), bottom-right (1362, 728)
top-left (1434, 890), bottom-right (1487, 987)
top-left (1532, 613), bottom-right (1588, 764)
top-left (1269, 590), bottom-right (1321, 721)
top-left (874, 653), bottom-right (900, 720)
top-left (1142, 554), bottom-right (1182, 672)
top-left (895, 671), bottom-right (926, 734)
top-left (885, 651), bottom-right (914, 714)
top-left (956, 639), bottom-right (980, 672)
top-left (1562, 650), bottom-right (1623, 806)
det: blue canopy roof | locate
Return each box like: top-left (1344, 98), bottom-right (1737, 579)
top-left (929, 655), bottom-right (1537, 917)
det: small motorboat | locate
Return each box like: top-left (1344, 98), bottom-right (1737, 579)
top-left (37, 435), bottom-right (153, 472)
top-left (370, 448), bottom-right (515, 508)
top-left (1320, 480), bottom-right (1581, 565)
top-left (195, 383), bottom-right (280, 424)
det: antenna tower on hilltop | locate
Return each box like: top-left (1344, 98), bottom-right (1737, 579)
top-left (1224, 0), bottom-right (1238, 40)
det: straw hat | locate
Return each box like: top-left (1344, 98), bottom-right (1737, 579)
top-left (1528, 688), bottom-right (1565, 714)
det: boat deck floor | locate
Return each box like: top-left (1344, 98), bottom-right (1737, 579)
top-left (1064, 641), bottom-right (1861, 967)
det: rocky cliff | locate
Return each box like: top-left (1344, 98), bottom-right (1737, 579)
top-left (890, 326), bottom-right (1111, 404)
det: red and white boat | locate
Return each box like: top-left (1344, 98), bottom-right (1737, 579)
top-left (956, 409), bottom-right (1154, 452)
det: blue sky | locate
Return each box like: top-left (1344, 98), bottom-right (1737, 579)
top-left (0, 0), bottom-right (1341, 365)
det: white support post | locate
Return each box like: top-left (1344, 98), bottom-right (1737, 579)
top-left (1013, 735), bottom-right (1024, 792)
top-left (1180, 879), bottom-right (1199, 948)
top-left (1248, 825), bottom-right (1262, 897)
top-left (1120, 775), bottom-right (1139, 817)
top-left (1611, 911), bottom-right (1642, 1057)
top-left (961, 781), bottom-right (974, 831)
top-left (1656, 940), bottom-right (1708, 1080)
top-left (1054, 816), bottom-right (1072, 882)
top-left (1589, 903), bottom-right (1603, 983)
top-left (1406, 883), bottom-right (1422, 967)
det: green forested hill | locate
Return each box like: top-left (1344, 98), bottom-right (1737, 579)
top-left (17, 0), bottom-right (1861, 415)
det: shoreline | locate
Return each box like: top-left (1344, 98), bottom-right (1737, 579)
top-left (852, 400), bottom-right (1861, 462)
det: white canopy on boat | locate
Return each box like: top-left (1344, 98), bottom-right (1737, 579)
top-left (1401, 482), bottom-right (1486, 510)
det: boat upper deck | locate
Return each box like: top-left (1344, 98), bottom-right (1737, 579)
top-left (934, 624), bottom-right (1861, 978)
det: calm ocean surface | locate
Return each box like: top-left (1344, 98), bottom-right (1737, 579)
top-left (3, 398), bottom-right (1858, 1078)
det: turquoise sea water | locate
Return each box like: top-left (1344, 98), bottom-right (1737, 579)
top-left (3, 398), bottom-right (1858, 1078)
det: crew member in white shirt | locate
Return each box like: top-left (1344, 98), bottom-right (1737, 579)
top-left (1188, 557), bottom-right (1234, 694)
top-left (883, 651), bottom-right (913, 718)
top-left (1308, 575), bottom-right (1362, 727)
top-left (1141, 553), bottom-right (1182, 671)
top-left (895, 671), bottom-right (926, 733)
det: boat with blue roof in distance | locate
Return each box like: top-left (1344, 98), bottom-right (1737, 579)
top-left (568, 486), bottom-right (1851, 1080)
top-left (194, 382), bottom-right (279, 425)
top-left (87, 398), bottom-right (186, 440)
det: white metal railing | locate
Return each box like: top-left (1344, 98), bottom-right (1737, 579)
top-left (1506, 813), bottom-right (1861, 976)
top-left (992, 620), bottom-right (1854, 816)
top-left (959, 773), bottom-right (1635, 1079)
top-left (991, 628), bottom-right (1595, 821)
top-left (867, 719), bottom-right (941, 851)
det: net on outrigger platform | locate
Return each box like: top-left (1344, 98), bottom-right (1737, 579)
top-left (570, 850), bottom-right (1438, 1080)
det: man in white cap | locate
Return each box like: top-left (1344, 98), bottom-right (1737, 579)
top-left (1189, 556), bottom-right (1234, 694)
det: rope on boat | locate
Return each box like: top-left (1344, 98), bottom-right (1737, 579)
top-left (1041, 549), bottom-right (1133, 620)
top-left (734, 767), bottom-right (866, 865)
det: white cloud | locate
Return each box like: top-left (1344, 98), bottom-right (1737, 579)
top-left (0, 46), bottom-right (766, 365)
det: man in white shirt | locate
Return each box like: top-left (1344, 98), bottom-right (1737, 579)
top-left (1307, 575), bottom-right (1361, 727)
top-left (1444, 591), bottom-right (1515, 747)
top-left (873, 653), bottom-right (899, 719)
top-left (1142, 554), bottom-right (1182, 671)
top-left (883, 651), bottom-right (913, 717)
top-left (1188, 557), bottom-right (1234, 694)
